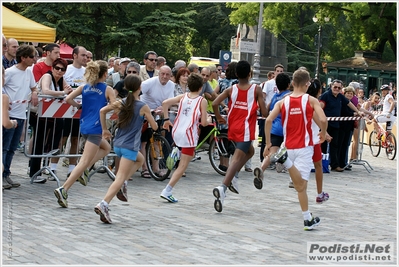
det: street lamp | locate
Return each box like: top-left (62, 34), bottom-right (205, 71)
top-left (312, 16), bottom-right (329, 79)
top-left (250, 2), bottom-right (263, 85)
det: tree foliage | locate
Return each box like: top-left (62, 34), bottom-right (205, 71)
top-left (3, 3), bottom-right (236, 65)
top-left (227, 2), bottom-right (396, 73)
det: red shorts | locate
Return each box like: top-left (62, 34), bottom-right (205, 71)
top-left (181, 147), bottom-right (195, 156)
top-left (312, 143), bottom-right (322, 162)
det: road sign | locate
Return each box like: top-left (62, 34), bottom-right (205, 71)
top-left (240, 41), bottom-right (257, 54)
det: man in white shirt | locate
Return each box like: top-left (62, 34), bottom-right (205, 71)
top-left (262, 64), bottom-right (284, 107)
top-left (139, 65), bottom-right (174, 178)
top-left (3, 44), bottom-right (40, 186)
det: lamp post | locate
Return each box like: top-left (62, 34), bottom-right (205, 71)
top-left (250, 2), bottom-right (263, 85)
top-left (312, 16), bottom-right (329, 79)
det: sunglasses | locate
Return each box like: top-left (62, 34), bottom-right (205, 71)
top-left (147, 58), bottom-right (158, 62)
top-left (217, 69), bottom-right (222, 71)
top-left (54, 66), bottom-right (66, 72)
top-left (28, 55), bottom-right (35, 58)
top-left (127, 70), bottom-right (138, 74)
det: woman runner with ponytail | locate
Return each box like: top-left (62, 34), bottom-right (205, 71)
top-left (95, 74), bottom-right (158, 224)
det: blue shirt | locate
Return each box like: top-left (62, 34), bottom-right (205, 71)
top-left (113, 100), bottom-right (146, 151)
top-left (2, 55), bottom-right (17, 69)
top-left (80, 82), bottom-right (108, 134)
top-left (270, 90), bottom-right (291, 136)
top-left (319, 89), bottom-right (349, 128)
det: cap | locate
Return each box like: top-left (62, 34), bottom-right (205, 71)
top-left (381, 84), bottom-right (390, 91)
top-left (119, 57), bottom-right (130, 64)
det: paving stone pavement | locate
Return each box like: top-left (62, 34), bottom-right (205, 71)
top-left (2, 143), bottom-right (397, 266)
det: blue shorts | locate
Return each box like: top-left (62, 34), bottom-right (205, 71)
top-left (114, 146), bottom-right (138, 161)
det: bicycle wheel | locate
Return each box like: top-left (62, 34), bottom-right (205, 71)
top-left (385, 133), bottom-right (396, 160)
top-left (369, 130), bottom-right (381, 157)
top-left (146, 134), bottom-right (172, 181)
top-left (209, 133), bottom-right (236, 176)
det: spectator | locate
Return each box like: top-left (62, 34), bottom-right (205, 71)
top-left (139, 65), bottom-right (175, 178)
top-left (319, 79), bottom-right (363, 172)
top-left (2, 34), bottom-right (7, 55)
top-left (156, 56), bottom-right (166, 70)
top-left (32, 43), bottom-right (60, 82)
top-left (139, 51), bottom-right (159, 81)
top-left (86, 51), bottom-right (93, 62)
top-left (2, 38), bottom-right (18, 69)
top-left (113, 61), bottom-right (141, 99)
top-left (3, 44), bottom-right (39, 188)
top-left (107, 57), bottom-right (129, 87)
top-left (187, 63), bottom-right (199, 74)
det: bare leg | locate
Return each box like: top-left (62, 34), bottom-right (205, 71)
top-left (222, 146), bottom-right (254, 187)
top-left (103, 152), bottom-right (144, 204)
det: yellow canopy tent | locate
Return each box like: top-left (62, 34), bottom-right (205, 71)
top-left (2, 6), bottom-right (56, 43)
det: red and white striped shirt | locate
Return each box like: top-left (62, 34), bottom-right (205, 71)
top-left (281, 94), bottom-right (314, 149)
top-left (172, 93), bottom-right (203, 147)
top-left (227, 84), bottom-right (258, 142)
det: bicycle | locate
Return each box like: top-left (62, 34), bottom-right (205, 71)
top-left (170, 115), bottom-right (236, 176)
top-left (369, 121), bottom-right (397, 160)
top-left (145, 116), bottom-right (172, 181)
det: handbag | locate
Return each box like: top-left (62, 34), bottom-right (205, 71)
top-left (311, 143), bottom-right (330, 173)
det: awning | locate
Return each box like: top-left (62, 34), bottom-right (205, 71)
top-left (2, 6), bottom-right (56, 43)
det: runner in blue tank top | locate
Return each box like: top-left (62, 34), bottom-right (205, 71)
top-left (54, 60), bottom-right (116, 209)
top-left (95, 74), bottom-right (158, 224)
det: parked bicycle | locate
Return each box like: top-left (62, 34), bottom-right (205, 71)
top-left (145, 116), bottom-right (172, 181)
top-left (369, 121), bottom-right (397, 160)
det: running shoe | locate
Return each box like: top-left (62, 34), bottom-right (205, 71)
top-left (304, 216), bottom-right (320, 231)
top-left (316, 192), bottom-right (329, 203)
top-left (166, 147), bottom-right (180, 170)
top-left (276, 163), bottom-right (287, 173)
top-left (213, 186), bottom-right (226, 212)
top-left (289, 181), bottom-right (294, 188)
top-left (78, 169), bottom-right (89, 186)
top-left (160, 190), bottom-right (178, 203)
top-left (94, 201), bottom-right (112, 224)
top-left (253, 167), bottom-right (264, 190)
top-left (116, 182), bottom-right (128, 202)
top-left (270, 143), bottom-right (288, 164)
top-left (32, 176), bottom-right (47, 184)
top-left (228, 176), bottom-right (239, 194)
top-left (54, 187), bottom-right (68, 208)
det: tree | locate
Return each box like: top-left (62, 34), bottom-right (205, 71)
top-left (227, 2), bottom-right (396, 72)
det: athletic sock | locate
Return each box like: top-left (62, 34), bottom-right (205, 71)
top-left (165, 184), bottom-right (173, 193)
top-left (68, 164), bottom-right (76, 173)
top-left (221, 184), bottom-right (227, 193)
top-left (101, 200), bottom-right (109, 207)
top-left (283, 158), bottom-right (293, 169)
top-left (302, 210), bottom-right (312, 221)
top-left (50, 163), bottom-right (58, 171)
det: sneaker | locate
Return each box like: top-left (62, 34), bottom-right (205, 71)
top-left (42, 169), bottom-right (50, 175)
top-left (276, 163), bottom-right (287, 173)
top-left (213, 150), bottom-right (220, 160)
top-left (33, 176), bottom-right (47, 184)
top-left (166, 147), bottom-right (180, 170)
top-left (289, 181), bottom-right (294, 188)
top-left (253, 167), bottom-right (264, 190)
top-left (228, 176), bottom-right (239, 194)
top-left (54, 187), bottom-right (68, 208)
top-left (3, 184), bottom-right (12, 190)
top-left (266, 163), bottom-right (276, 170)
top-left (316, 192), bottom-right (329, 203)
top-left (4, 175), bottom-right (21, 187)
top-left (270, 143), bottom-right (288, 164)
top-left (26, 167), bottom-right (30, 175)
top-left (77, 169), bottom-right (89, 186)
top-left (213, 186), bottom-right (226, 212)
top-left (48, 170), bottom-right (57, 181)
top-left (160, 190), bottom-right (178, 203)
top-left (116, 182), bottom-right (128, 202)
top-left (94, 202), bottom-right (112, 223)
top-left (304, 216), bottom-right (321, 231)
